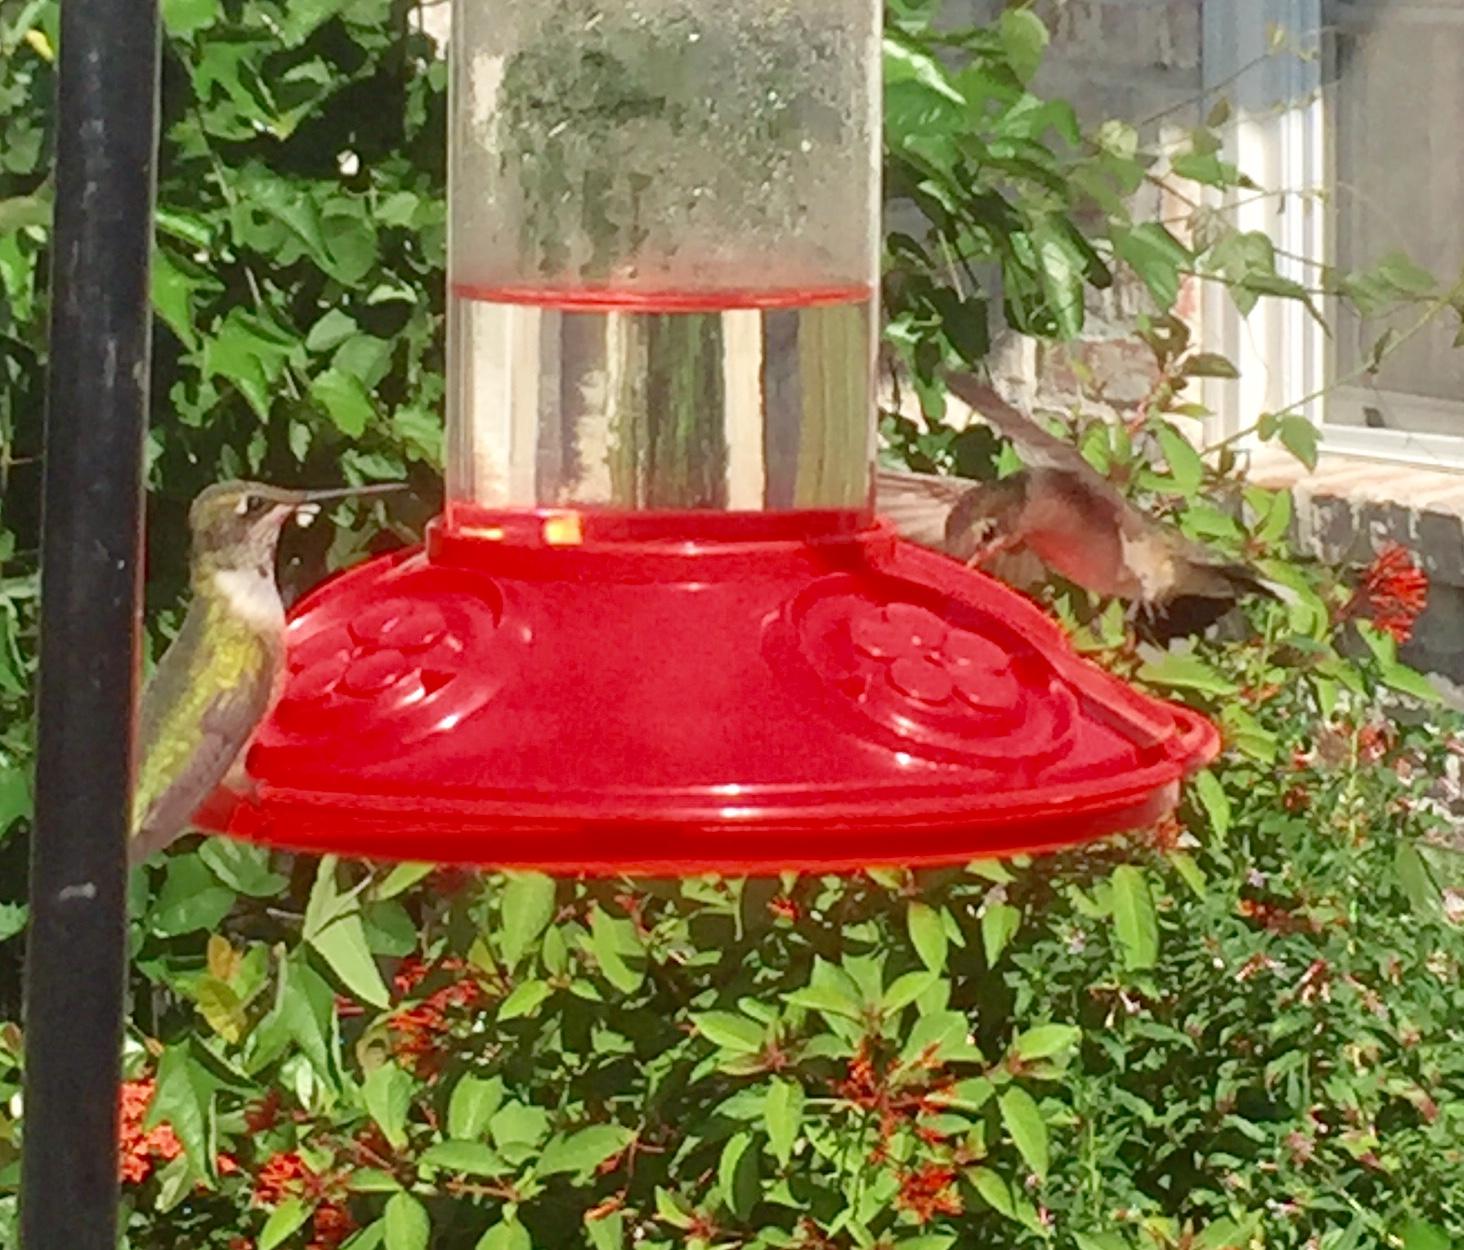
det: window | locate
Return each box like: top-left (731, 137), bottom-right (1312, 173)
top-left (1203, 0), bottom-right (1464, 470)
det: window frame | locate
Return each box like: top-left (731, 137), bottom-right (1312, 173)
top-left (1200, 0), bottom-right (1464, 472)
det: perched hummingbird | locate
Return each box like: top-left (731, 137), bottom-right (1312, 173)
top-left (129, 480), bottom-right (403, 865)
top-left (876, 370), bottom-right (1285, 641)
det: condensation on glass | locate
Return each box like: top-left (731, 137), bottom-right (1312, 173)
top-left (445, 0), bottom-right (881, 511)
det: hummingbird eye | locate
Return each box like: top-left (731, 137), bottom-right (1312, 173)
top-left (235, 493), bottom-right (268, 517)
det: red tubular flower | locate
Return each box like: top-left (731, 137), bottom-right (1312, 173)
top-left (896, 1163), bottom-right (962, 1223)
top-left (768, 895), bottom-right (800, 922)
top-left (387, 960), bottom-right (484, 1075)
top-left (1348, 544), bottom-right (1428, 644)
top-left (253, 1151), bottom-right (312, 1206)
top-left (118, 1079), bottom-right (183, 1184)
top-left (307, 1201), bottom-right (357, 1250)
top-left (834, 1044), bottom-right (881, 1111)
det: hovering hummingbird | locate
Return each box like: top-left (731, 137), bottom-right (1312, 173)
top-left (129, 480), bottom-right (404, 865)
top-left (876, 370), bottom-right (1284, 641)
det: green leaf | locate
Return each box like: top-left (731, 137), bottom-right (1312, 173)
top-left (899, 1010), bottom-right (973, 1067)
top-left (982, 902), bottom-right (1021, 965)
top-left (882, 970), bottom-right (937, 1015)
top-left (907, 901), bottom-right (948, 972)
top-left (199, 839), bottom-right (289, 897)
top-left (883, 33), bottom-right (964, 105)
top-left (476, 1219), bottom-right (532, 1250)
top-left (969, 1167), bottom-right (1015, 1217)
top-left (1114, 223), bottom-right (1192, 310)
top-left (1111, 865), bottom-right (1159, 971)
top-left (718, 1132), bottom-right (760, 1220)
top-left (448, 1074), bottom-right (505, 1140)
top-left (999, 1086), bottom-right (1050, 1179)
top-left (160, 0), bottom-right (218, 38)
top-left (1191, 770), bottom-right (1231, 841)
top-left (786, 959), bottom-right (864, 1019)
top-left (192, 976), bottom-right (246, 1043)
top-left (306, 308), bottom-right (360, 354)
top-left (0, 765), bottom-right (31, 832)
top-left (1030, 216), bottom-right (1090, 339)
top-left (1276, 414), bottom-right (1319, 471)
top-left (371, 862), bottom-right (435, 902)
top-left (260, 1198), bottom-right (313, 1250)
top-left (1013, 1024), bottom-right (1080, 1061)
top-left (362, 1062), bottom-right (413, 1150)
top-left (765, 1078), bottom-right (805, 1167)
top-left (310, 368), bottom-right (376, 437)
top-left (498, 979), bottom-right (552, 1020)
top-left (498, 872), bottom-right (556, 966)
top-left (151, 1043), bottom-right (212, 1175)
top-left (1184, 354), bottom-right (1239, 381)
top-left (1400, 1220), bottom-right (1451, 1250)
top-left (303, 857), bottom-right (390, 1009)
top-left (348, 1172), bottom-right (403, 1195)
top-left (489, 1102), bottom-right (551, 1154)
top-left (1170, 852), bottom-right (1208, 899)
top-left (1380, 661), bottom-right (1442, 705)
top-left (0, 903), bottom-right (26, 942)
top-left (419, 1140), bottom-right (506, 1177)
top-left (1395, 844), bottom-right (1444, 921)
top-left (588, 906), bottom-right (645, 993)
top-left (0, 190), bottom-right (50, 234)
top-left (998, 8), bottom-right (1049, 82)
top-left (1156, 425), bottom-right (1204, 496)
top-left (151, 856), bottom-right (237, 936)
top-left (538, 1124), bottom-right (633, 1177)
top-left (383, 1193), bottom-right (430, 1250)
top-left (655, 1187), bottom-right (696, 1229)
top-left (691, 1011), bottom-right (765, 1055)
top-left (151, 249), bottom-right (200, 349)
top-left (1375, 251), bottom-right (1438, 297)
top-left (1136, 651), bottom-right (1238, 697)
top-left (584, 1211), bottom-right (623, 1250)
top-left (203, 310), bottom-right (293, 421)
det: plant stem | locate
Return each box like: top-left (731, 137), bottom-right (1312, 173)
top-left (1202, 269), bottom-right (1464, 459)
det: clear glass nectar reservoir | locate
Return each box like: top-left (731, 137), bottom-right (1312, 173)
top-left (445, 0), bottom-right (881, 511)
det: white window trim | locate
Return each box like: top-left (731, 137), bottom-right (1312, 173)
top-left (1199, 0), bottom-right (1464, 474)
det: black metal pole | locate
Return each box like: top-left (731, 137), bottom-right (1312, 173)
top-left (21, 0), bottom-right (159, 1241)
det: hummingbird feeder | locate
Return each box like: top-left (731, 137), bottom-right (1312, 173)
top-left (196, 0), bottom-right (1218, 872)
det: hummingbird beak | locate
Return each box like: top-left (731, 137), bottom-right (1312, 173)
top-left (291, 482), bottom-right (407, 527)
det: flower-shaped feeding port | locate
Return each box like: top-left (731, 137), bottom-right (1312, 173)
top-left (851, 603), bottom-right (1016, 709)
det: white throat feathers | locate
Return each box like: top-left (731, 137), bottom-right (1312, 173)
top-left (213, 566), bottom-right (286, 633)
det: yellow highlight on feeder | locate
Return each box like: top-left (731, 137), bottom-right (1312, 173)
top-left (542, 513), bottom-right (584, 546)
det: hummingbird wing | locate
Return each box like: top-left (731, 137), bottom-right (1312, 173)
top-left (131, 596), bottom-right (280, 864)
top-left (943, 373), bottom-right (1133, 508)
top-left (874, 467), bottom-right (989, 554)
top-left (878, 468), bottom-right (1034, 562)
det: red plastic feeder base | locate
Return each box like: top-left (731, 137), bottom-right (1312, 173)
top-left (195, 509), bottom-right (1218, 873)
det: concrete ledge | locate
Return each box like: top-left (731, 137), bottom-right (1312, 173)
top-left (1244, 447), bottom-right (1464, 685)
